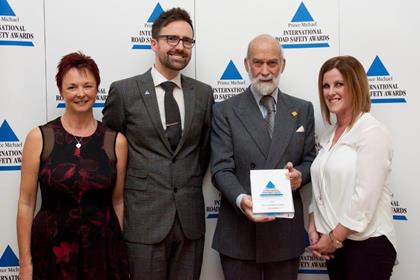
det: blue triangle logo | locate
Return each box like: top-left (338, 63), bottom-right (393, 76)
top-left (0, 120), bottom-right (19, 142)
top-left (0, 0), bottom-right (16, 16)
top-left (266, 181), bottom-right (275, 189)
top-left (220, 60), bottom-right (243, 80)
top-left (261, 180), bottom-right (283, 196)
top-left (367, 56), bottom-right (390, 77)
top-left (0, 245), bottom-right (19, 267)
top-left (147, 3), bottom-right (164, 23)
top-left (291, 2), bottom-right (314, 22)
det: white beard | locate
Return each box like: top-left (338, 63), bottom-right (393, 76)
top-left (249, 73), bottom-right (280, 96)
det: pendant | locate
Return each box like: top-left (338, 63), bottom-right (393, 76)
top-left (73, 136), bottom-right (83, 149)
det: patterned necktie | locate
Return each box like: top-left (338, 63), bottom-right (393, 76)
top-left (260, 95), bottom-right (276, 138)
top-left (160, 81), bottom-right (181, 151)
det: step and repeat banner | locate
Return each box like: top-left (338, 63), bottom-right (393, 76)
top-left (1, 0), bottom-right (418, 279)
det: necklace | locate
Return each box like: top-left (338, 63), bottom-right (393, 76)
top-left (74, 136), bottom-right (83, 148)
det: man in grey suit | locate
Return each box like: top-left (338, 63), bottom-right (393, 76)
top-left (211, 34), bottom-right (316, 279)
top-left (102, 8), bottom-right (213, 280)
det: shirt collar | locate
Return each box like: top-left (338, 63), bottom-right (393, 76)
top-left (151, 66), bottom-right (182, 89)
top-left (250, 84), bottom-right (279, 105)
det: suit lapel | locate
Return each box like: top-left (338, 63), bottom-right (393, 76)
top-left (136, 70), bottom-right (172, 153)
top-left (173, 75), bottom-right (196, 156)
top-left (266, 90), bottom-right (297, 168)
top-left (233, 88), bottom-right (271, 158)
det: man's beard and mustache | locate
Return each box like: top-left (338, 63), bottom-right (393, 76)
top-left (159, 49), bottom-right (191, 71)
top-left (249, 72), bottom-right (280, 96)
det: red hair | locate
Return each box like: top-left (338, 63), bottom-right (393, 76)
top-left (55, 51), bottom-right (100, 91)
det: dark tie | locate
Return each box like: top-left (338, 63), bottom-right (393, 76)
top-left (161, 81), bottom-right (181, 151)
top-left (260, 95), bottom-right (276, 138)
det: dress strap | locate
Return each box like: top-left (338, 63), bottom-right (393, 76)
top-left (39, 122), bottom-right (55, 161)
top-left (103, 127), bottom-right (118, 161)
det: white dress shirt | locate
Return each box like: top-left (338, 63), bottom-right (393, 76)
top-left (151, 66), bottom-right (185, 130)
top-left (309, 113), bottom-right (396, 251)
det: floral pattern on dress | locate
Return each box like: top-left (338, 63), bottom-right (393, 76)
top-left (31, 118), bottom-right (129, 280)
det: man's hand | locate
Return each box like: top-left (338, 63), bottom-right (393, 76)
top-left (240, 195), bottom-right (275, 223)
top-left (286, 162), bottom-right (302, 191)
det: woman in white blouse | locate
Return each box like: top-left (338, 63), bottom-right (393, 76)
top-left (308, 56), bottom-right (397, 280)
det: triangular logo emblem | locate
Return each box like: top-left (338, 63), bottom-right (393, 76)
top-left (220, 60), bottom-right (243, 80)
top-left (266, 181), bottom-right (276, 189)
top-left (367, 56), bottom-right (390, 77)
top-left (0, 0), bottom-right (16, 16)
top-left (0, 245), bottom-right (19, 267)
top-left (0, 120), bottom-right (19, 142)
top-left (260, 181), bottom-right (283, 197)
top-left (291, 2), bottom-right (314, 22)
top-left (147, 3), bottom-right (164, 23)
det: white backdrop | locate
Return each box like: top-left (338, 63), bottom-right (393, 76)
top-left (1, 0), bottom-right (418, 279)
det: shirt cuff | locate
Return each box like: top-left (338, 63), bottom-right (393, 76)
top-left (236, 193), bottom-right (247, 213)
top-left (340, 212), bottom-right (369, 233)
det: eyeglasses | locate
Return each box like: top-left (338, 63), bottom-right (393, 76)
top-left (156, 35), bottom-right (195, 49)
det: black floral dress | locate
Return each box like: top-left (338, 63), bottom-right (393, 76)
top-left (31, 118), bottom-right (129, 280)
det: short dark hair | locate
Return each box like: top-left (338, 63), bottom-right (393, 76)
top-left (318, 55), bottom-right (371, 126)
top-left (151, 7), bottom-right (194, 38)
top-left (56, 51), bottom-right (100, 91)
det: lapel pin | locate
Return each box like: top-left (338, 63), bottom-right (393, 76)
top-left (291, 111), bottom-right (298, 117)
top-left (144, 90), bottom-right (150, 95)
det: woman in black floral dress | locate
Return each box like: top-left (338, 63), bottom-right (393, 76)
top-left (17, 52), bottom-right (130, 280)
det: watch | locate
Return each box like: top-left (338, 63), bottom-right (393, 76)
top-left (329, 230), bottom-right (344, 249)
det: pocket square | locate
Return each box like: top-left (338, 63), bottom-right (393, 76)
top-left (144, 90), bottom-right (150, 95)
top-left (296, 125), bottom-right (305, 132)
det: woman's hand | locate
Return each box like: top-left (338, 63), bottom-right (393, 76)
top-left (308, 230), bottom-right (320, 246)
top-left (310, 233), bottom-right (336, 260)
top-left (19, 263), bottom-right (33, 280)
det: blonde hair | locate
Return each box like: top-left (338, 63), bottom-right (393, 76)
top-left (318, 56), bottom-right (371, 126)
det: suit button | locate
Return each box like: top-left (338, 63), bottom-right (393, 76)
top-left (174, 187), bottom-right (178, 193)
top-left (250, 163), bottom-right (256, 169)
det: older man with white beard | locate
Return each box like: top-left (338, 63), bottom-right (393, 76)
top-left (210, 34), bottom-right (316, 280)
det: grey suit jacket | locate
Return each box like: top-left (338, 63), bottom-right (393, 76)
top-left (102, 69), bottom-right (213, 244)
top-left (211, 87), bottom-right (316, 262)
